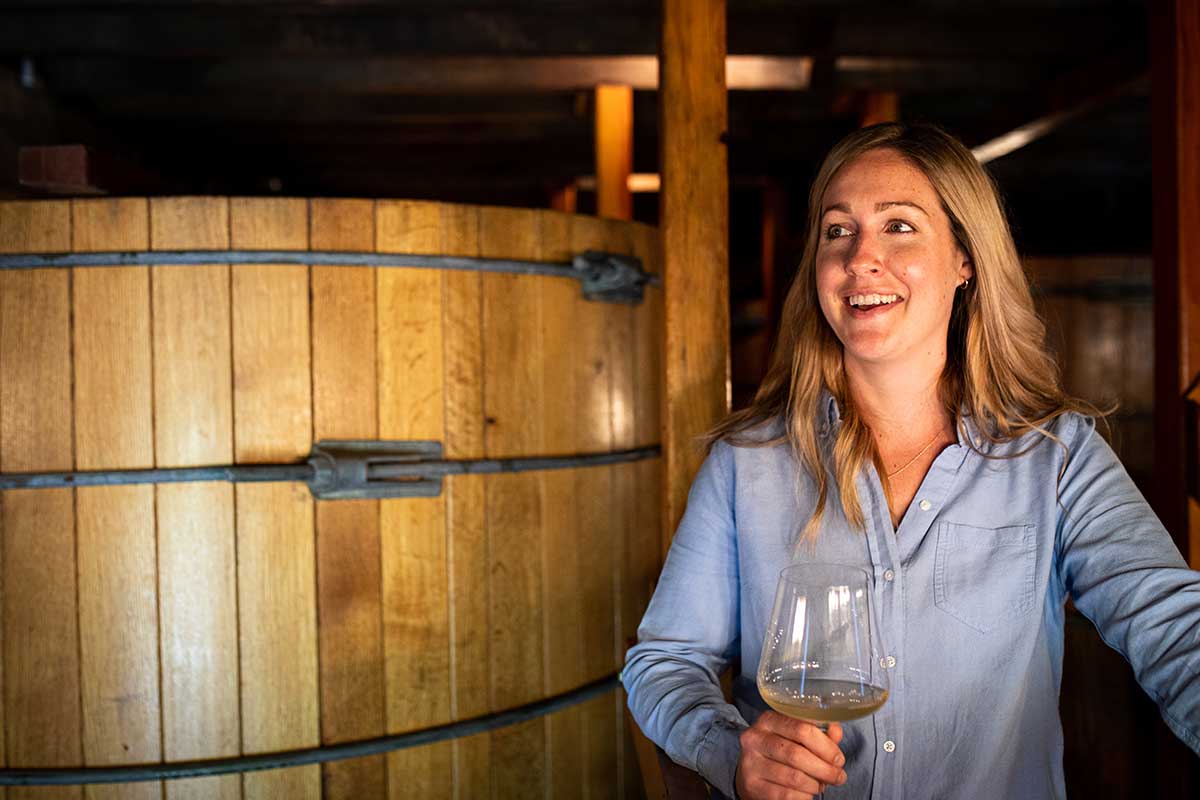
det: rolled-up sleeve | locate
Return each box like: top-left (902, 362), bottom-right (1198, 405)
top-left (623, 440), bottom-right (748, 796)
top-left (1056, 414), bottom-right (1200, 752)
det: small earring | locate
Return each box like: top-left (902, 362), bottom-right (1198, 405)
top-left (960, 278), bottom-right (970, 290)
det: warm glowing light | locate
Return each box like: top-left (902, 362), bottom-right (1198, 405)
top-left (575, 173), bottom-right (660, 193)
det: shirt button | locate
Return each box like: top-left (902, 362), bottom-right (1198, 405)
top-left (918, 499), bottom-right (932, 511)
top-left (883, 740), bottom-right (896, 753)
top-left (880, 655), bottom-right (896, 669)
top-left (883, 569), bottom-right (895, 582)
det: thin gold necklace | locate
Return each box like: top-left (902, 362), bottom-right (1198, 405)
top-left (885, 430), bottom-right (942, 478)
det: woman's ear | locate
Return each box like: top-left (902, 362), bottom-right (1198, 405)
top-left (959, 256), bottom-right (975, 284)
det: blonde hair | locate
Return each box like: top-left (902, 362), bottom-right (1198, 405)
top-left (709, 123), bottom-right (1100, 540)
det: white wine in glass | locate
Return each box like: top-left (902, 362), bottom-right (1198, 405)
top-left (757, 563), bottom-right (887, 795)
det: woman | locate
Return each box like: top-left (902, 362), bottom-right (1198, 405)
top-left (622, 123), bottom-right (1200, 799)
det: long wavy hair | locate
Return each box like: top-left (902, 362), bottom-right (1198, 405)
top-left (709, 123), bottom-right (1100, 540)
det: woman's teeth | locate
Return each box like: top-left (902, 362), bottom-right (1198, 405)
top-left (848, 293), bottom-right (899, 308)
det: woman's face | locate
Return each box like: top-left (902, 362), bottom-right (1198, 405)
top-left (815, 148), bottom-right (973, 371)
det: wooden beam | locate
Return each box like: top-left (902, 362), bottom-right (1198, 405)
top-left (35, 56), bottom-right (810, 94)
top-left (1151, 0), bottom-right (1200, 567)
top-left (594, 84), bottom-right (633, 220)
top-left (660, 0), bottom-right (730, 549)
top-left (972, 74), bottom-right (1146, 164)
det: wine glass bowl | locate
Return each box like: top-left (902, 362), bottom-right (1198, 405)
top-left (757, 563), bottom-right (887, 726)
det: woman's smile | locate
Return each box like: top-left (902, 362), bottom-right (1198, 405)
top-left (844, 291), bottom-right (904, 318)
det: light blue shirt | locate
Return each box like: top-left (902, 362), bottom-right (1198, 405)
top-left (623, 396), bottom-right (1200, 799)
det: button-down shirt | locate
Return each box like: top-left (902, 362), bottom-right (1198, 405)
top-left (623, 397), bottom-right (1200, 799)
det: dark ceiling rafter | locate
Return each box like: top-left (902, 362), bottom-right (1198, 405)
top-left (0, 5), bottom-right (1142, 60)
top-left (0, 0), bottom-right (1153, 256)
top-left (970, 42), bottom-right (1149, 163)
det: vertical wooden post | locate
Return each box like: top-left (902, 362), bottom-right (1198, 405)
top-left (860, 91), bottom-right (900, 127)
top-left (550, 183), bottom-right (578, 213)
top-left (1151, 0), bottom-right (1200, 566)
top-left (596, 84), bottom-right (634, 221)
top-left (660, 0), bottom-right (730, 554)
top-left (1151, 3), bottom-right (1200, 796)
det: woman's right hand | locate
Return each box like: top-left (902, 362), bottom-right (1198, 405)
top-left (735, 712), bottom-right (847, 799)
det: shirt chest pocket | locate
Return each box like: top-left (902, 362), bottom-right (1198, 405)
top-left (933, 522), bottom-right (1037, 634)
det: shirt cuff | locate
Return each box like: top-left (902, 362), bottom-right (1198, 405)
top-left (696, 717), bottom-right (748, 799)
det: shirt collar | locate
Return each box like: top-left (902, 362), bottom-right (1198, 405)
top-left (818, 386), bottom-right (986, 453)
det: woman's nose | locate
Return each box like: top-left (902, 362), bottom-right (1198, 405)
top-left (846, 234), bottom-right (883, 275)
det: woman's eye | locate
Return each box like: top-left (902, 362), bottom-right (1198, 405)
top-left (825, 224), bottom-right (852, 240)
top-left (886, 220), bottom-right (915, 233)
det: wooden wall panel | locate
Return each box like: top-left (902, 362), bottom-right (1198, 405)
top-left (376, 200), bottom-right (452, 800)
top-left (71, 198), bottom-right (162, 800)
top-left (480, 206), bottom-right (546, 798)
top-left (149, 197), bottom-right (240, 800)
top-left (537, 211), bottom-right (585, 798)
top-left (229, 198), bottom-right (319, 800)
top-left (0, 200), bottom-right (81, 800)
top-left (439, 205), bottom-right (491, 799)
top-left (311, 198), bottom-right (387, 800)
top-left (1026, 256), bottom-right (1153, 482)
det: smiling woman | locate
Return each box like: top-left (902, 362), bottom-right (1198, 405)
top-left (623, 123), bottom-right (1200, 800)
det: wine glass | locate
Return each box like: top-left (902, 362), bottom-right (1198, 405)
top-left (757, 563), bottom-right (887, 798)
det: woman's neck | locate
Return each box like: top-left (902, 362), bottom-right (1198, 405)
top-left (843, 351), bottom-right (948, 437)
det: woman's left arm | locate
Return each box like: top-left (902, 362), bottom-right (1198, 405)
top-left (1057, 414), bottom-right (1200, 753)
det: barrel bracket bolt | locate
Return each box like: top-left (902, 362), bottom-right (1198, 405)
top-left (573, 250), bottom-right (650, 304)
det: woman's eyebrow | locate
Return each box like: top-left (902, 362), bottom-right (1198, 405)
top-left (875, 200), bottom-right (928, 215)
top-left (821, 200), bottom-right (929, 217)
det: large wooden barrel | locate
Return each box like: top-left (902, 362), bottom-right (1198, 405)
top-left (0, 198), bottom-right (663, 800)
